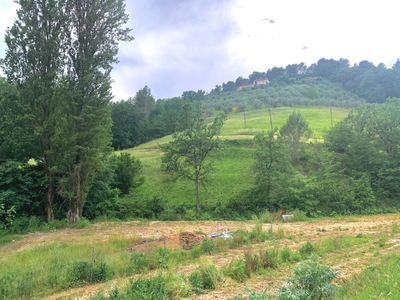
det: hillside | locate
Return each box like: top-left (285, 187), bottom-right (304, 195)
top-left (202, 78), bottom-right (364, 114)
top-left (125, 106), bottom-right (349, 210)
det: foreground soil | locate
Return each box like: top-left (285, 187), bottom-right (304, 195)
top-left (5, 214), bottom-right (400, 299)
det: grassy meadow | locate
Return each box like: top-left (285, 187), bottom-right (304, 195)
top-left (124, 106), bottom-right (350, 208)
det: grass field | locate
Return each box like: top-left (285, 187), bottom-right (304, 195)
top-left (1, 214), bottom-right (400, 299)
top-left (124, 106), bottom-right (349, 208)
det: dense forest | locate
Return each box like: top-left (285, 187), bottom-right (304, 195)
top-left (1, 0), bottom-right (400, 230)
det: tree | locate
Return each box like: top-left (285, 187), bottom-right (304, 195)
top-left (59, 0), bottom-right (133, 223)
top-left (160, 113), bottom-right (226, 213)
top-left (279, 112), bottom-right (312, 163)
top-left (222, 81), bottom-right (236, 92)
top-left (134, 86), bottom-right (155, 118)
top-left (2, 0), bottom-right (69, 222)
top-left (253, 130), bottom-right (293, 210)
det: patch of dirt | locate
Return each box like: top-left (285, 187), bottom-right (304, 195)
top-left (4, 214), bottom-right (400, 300)
top-left (127, 231), bottom-right (206, 252)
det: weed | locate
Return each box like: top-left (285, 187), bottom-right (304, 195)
top-left (189, 270), bottom-right (204, 292)
top-left (234, 287), bottom-right (270, 300)
top-left (244, 251), bottom-right (260, 277)
top-left (130, 252), bottom-right (148, 274)
top-left (225, 259), bottom-right (248, 282)
top-left (197, 258), bottom-right (224, 290)
top-left (277, 257), bottom-right (339, 300)
top-left (201, 238), bottom-right (216, 254)
top-left (280, 246), bottom-right (292, 263)
top-left (299, 242), bottom-right (314, 259)
top-left (260, 249), bottom-right (279, 269)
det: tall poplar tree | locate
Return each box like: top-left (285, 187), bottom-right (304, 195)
top-left (2, 0), bottom-right (68, 222)
top-left (2, 0), bottom-right (133, 223)
top-left (60, 0), bottom-right (133, 223)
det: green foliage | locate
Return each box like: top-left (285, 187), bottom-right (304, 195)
top-left (126, 276), bottom-right (168, 300)
top-left (225, 259), bottom-right (248, 282)
top-left (279, 111), bottom-right (312, 162)
top-left (234, 287), bottom-right (271, 300)
top-left (277, 258), bottom-right (339, 300)
top-left (335, 255), bottom-right (400, 299)
top-left (196, 260), bottom-right (224, 290)
top-left (280, 246), bottom-right (293, 263)
top-left (189, 270), bottom-right (204, 292)
top-left (68, 261), bottom-right (112, 286)
top-left (201, 238), bottom-right (217, 254)
top-left (130, 252), bottom-right (149, 274)
top-left (260, 249), bottom-right (280, 269)
top-left (299, 242), bottom-right (315, 259)
top-left (160, 112), bottom-right (226, 213)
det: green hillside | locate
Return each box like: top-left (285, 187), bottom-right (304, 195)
top-left (124, 106), bottom-right (349, 210)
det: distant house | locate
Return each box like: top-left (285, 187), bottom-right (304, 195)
top-left (253, 78), bottom-right (269, 85)
top-left (238, 78), bottom-right (269, 91)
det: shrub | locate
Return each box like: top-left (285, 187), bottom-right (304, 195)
top-left (277, 258), bottom-right (339, 300)
top-left (201, 238), bottom-right (216, 254)
top-left (280, 246), bottom-right (292, 263)
top-left (225, 259), bottom-right (248, 282)
top-left (197, 259), bottom-right (224, 290)
top-left (244, 252), bottom-right (260, 277)
top-left (260, 249), bottom-right (279, 269)
top-left (130, 252), bottom-right (148, 274)
top-left (126, 275), bottom-right (168, 300)
top-left (299, 242), bottom-right (314, 259)
top-left (68, 261), bottom-right (112, 286)
top-left (156, 247), bottom-right (170, 269)
top-left (189, 270), bottom-right (204, 292)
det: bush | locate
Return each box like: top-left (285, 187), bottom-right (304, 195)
top-left (277, 257), bottom-right (339, 300)
top-left (201, 238), bottom-right (216, 254)
top-left (280, 246), bottom-right (292, 263)
top-left (130, 252), bottom-right (148, 274)
top-left (299, 242), bottom-right (314, 259)
top-left (225, 259), bottom-right (248, 282)
top-left (68, 261), bottom-right (112, 286)
top-left (126, 275), bottom-right (168, 300)
top-left (197, 260), bottom-right (224, 290)
top-left (260, 249), bottom-right (279, 269)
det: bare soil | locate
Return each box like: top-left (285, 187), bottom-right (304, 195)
top-left (5, 214), bottom-right (400, 299)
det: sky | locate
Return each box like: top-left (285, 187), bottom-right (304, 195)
top-left (0, 0), bottom-right (399, 101)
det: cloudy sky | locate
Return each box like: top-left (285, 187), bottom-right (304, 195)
top-left (1, 0), bottom-right (399, 100)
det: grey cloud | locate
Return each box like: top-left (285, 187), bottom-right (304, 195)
top-left (114, 0), bottom-right (241, 99)
top-left (301, 46), bottom-right (308, 50)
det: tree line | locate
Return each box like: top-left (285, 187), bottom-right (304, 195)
top-left (0, 0), bottom-right (132, 224)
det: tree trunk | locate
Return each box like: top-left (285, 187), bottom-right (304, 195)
top-left (195, 176), bottom-right (200, 214)
top-left (46, 178), bottom-right (54, 223)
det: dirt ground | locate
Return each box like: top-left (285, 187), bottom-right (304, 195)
top-left (5, 214), bottom-right (400, 299)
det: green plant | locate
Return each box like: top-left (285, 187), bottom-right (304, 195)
top-left (225, 259), bottom-right (248, 282)
top-left (197, 259), bottom-right (224, 290)
top-left (201, 238), bottom-right (216, 254)
top-left (156, 247), bottom-right (170, 269)
top-left (277, 257), bottom-right (339, 300)
top-left (130, 252), bottom-right (149, 274)
top-left (189, 270), bottom-right (204, 292)
top-left (260, 249), bottom-right (279, 269)
top-left (126, 275), bottom-right (168, 299)
top-left (234, 287), bottom-right (271, 300)
top-left (280, 246), bottom-right (292, 263)
top-left (299, 242), bottom-right (314, 259)
top-left (244, 251), bottom-right (260, 277)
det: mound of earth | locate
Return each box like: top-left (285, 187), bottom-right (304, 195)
top-left (128, 231), bottom-right (206, 252)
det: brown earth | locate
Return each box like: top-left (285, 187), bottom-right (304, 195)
top-left (4, 214), bottom-right (400, 299)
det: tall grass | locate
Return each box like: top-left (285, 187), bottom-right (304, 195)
top-left (334, 254), bottom-right (400, 299)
